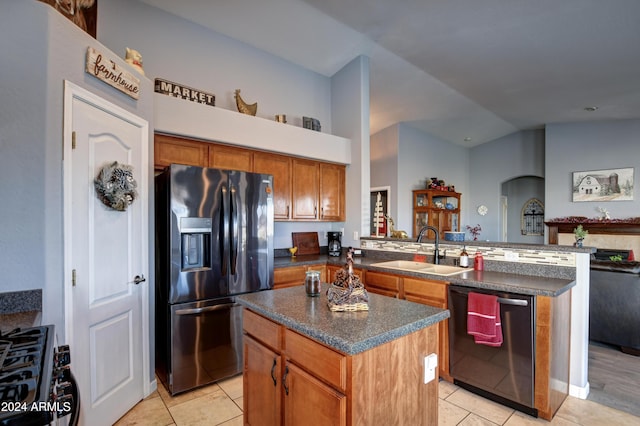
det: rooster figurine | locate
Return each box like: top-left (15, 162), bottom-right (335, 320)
top-left (234, 89), bottom-right (257, 116)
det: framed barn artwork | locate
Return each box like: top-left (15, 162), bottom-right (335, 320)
top-left (572, 167), bottom-right (634, 202)
top-left (39, 0), bottom-right (98, 38)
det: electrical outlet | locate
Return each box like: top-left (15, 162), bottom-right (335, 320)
top-left (353, 231), bottom-right (359, 240)
top-left (504, 251), bottom-right (520, 261)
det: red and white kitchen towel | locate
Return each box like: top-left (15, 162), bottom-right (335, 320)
top-left (467, 292), bottom-right (503, 347)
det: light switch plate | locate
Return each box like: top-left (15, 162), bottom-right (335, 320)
top-left (424, 353), bottom-right (438, 384)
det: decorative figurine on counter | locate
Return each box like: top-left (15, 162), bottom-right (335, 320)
top-left (288, 246), bottom-right (298, 258)
top-left (234, 89), bottom-right (257, 116)
top-left (125, 47), bottom-right (145, 75)
top-left (327, 247), bottom-right (369, 311)
top-left (385, 215), bottom-right (409, 239)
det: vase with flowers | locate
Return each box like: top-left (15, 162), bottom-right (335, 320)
top-left (466, 224), bottom-right (482, 241)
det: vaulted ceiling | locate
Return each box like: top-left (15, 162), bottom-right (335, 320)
top-left (139, 0), bottom-right (640, 147)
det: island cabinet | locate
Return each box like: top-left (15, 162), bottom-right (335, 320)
top-left (242, 306), bottom-right (441, 426)
top-left (403, 277), bottom-right (451, 381)
top-left (273, 264), bottom-right (326, 290)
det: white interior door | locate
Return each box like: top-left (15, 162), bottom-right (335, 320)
top-left (63, 82), bottom-right (149, 426)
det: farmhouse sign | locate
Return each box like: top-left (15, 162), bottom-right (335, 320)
top-left (154, 78), bottom-right (216, 107)
top-left (85, 47), bottom-right (140, 100)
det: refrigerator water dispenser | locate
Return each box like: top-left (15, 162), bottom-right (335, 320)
top-left (180, 217), bottom-right (212, 270)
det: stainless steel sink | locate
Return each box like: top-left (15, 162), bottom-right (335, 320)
top-left (370, 260), bottom-right (469, 276)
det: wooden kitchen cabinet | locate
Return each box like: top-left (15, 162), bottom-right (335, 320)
top-left (243, 335), bottom-right (281, 426)
top-left (154, 133), bottom-right (345, 222)
top-left (154, 133), bottom-right (209, 170)
top-left (243, 310), bottom-right (347, 426)
top-left (403, 277), bottom-right (451, 381)
top-left (273, 264), bottom-right (326, 290)
top-left (319, 163), bottom-right (345, 221)
top-left (292, 159), bottom-right (346, 221)
top-left (326, 265), bottom-right (365, 284)
top-left (254, 152), bottom-right (292, 220)
top-left (412, 189), bottom-right (461, 239)
top-left (243, 307), bottom-right (439, 425)
top-left (364, 271), bottom-right (401, 298)
top-left (208, 144), bottom-right (253, 172)
top-left (291, 159), bottom-right (320, 220)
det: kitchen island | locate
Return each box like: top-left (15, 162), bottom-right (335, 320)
top-left (237, 285), bottom-right (449, 426)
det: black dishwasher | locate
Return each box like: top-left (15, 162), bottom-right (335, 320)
top-left (448, 285), bottom-right (537, 416)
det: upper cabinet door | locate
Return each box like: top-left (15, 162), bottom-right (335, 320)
top-left (154, 134), bottom-right (208, 169)
top-left (319, 163), bottom-right (345, 221)
top-left (209, 144), bottom-right (253, 172)
top-left (254, 152), bottom-right (292, 220)
top-left (292, 159), bottom-right (319, 220)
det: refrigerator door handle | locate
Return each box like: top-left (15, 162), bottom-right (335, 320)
top-left (221, 186), bottom-right (229, 276)
top-left (230, 186), bottom-right (238, 275)
top-left (174, 303), bottom-right (239, 315)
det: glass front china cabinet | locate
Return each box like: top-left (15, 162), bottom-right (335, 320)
top-left (412, 189), bottom-right (461, 239)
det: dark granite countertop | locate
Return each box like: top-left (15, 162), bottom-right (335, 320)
top-left (274, 254), bottom-right (575, 297)
top-left (236, 284), bottom-right (449, 356)
top-left (0, 290), bottom-right (43, 333)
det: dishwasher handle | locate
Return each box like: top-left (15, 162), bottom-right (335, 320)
top-left (497, 297), bottom-right (528, 307)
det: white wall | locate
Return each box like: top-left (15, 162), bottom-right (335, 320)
top-left (331, 56), bottom-right (371, 248)
top-left (370, 124), bottom-right (470, 237)
top-left (0, 0), bottom-right (154, 336)
top-left (99, 0), bottom-right (333, 134)
top-left (371, 125), bottom-right (399, 226)
top-left (468, 129), bottom-right (545, 241)
top-left (502, 176), bottom-right (545, 244)
top-left (545, 119), bottom-right (640, 221)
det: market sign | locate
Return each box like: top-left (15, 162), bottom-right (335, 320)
top-left (154, 78), bottom-right (215, 107)
top-left (85, 47), bottom-right (140, 100)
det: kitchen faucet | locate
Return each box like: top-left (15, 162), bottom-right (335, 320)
top-left (416, 225), bottom-right (440, 264)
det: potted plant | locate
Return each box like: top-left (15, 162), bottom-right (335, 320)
top-left (573, 224), bottom-right (588, 247)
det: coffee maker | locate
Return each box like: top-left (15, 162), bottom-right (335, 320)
top-left (327, 232), bottom-right (342, 256)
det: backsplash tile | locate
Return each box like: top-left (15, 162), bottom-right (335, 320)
top-left (360, 239), bottom-right (576, 267)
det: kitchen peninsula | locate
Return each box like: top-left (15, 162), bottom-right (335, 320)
top-left (273, 238), bottom-right (584, 420)
top-left (237, 285), bottom-right (449, 425)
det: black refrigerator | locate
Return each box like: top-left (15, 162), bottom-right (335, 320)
top-left (155, 164), bottom-right (274, 395)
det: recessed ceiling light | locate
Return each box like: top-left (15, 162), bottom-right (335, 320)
top-left (464, 137), bottom-right (472, 142)
top-left (584, 106), bottom-right (598, 112)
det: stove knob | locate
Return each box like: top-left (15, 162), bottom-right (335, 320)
top-left (56, 381), bottom-right (73, 396)
top-left (54, 365), bottom-right (71, 381)
top-left (56, 394), bottom-right (74, 417)
top-left (55, 346), bottom-right (71, 366)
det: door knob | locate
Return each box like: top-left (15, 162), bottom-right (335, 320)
top-left (133, 274), bottom-right (146, 285)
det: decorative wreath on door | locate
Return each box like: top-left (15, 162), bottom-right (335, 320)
top-left (94, 161), bottom-right (138, 211)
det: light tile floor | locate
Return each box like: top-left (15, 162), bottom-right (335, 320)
top-left (115, 375), bottom-right (640, 425)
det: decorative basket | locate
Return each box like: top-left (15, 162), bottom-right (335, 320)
top-left (327, 285), bottom-right (369, 312)
top-left (326, 250), bottom-right (369, 312)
